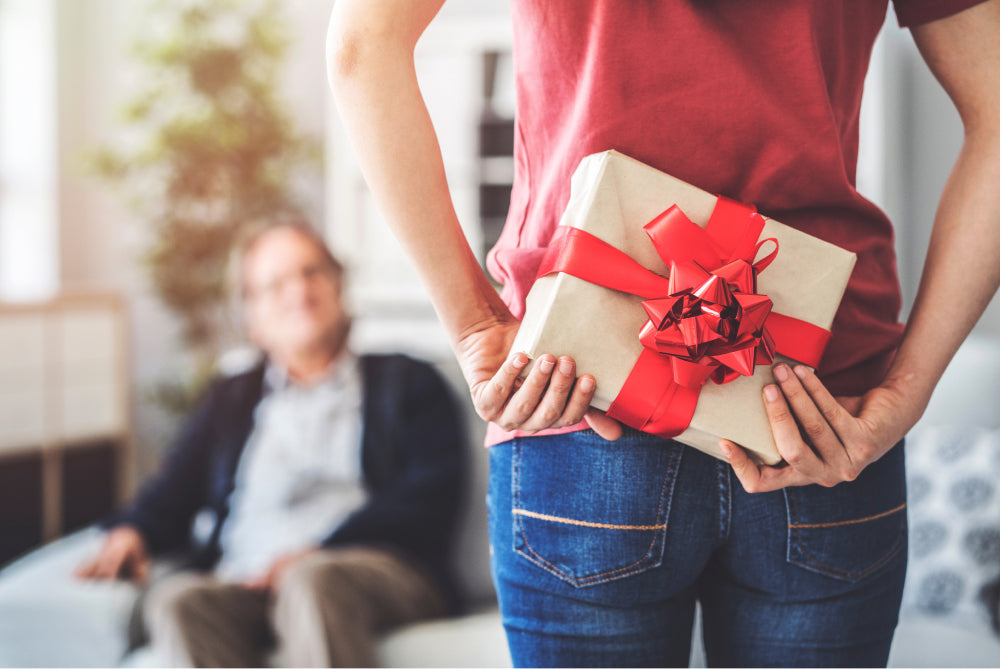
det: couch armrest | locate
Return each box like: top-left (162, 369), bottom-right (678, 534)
top-left (0, 528), bottom-right (143, 667)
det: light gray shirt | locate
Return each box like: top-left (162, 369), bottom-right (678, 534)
top-left (215, 353), bottom-right (366, 581)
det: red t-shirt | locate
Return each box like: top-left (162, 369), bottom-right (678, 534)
top-left (484, 0), bottom-right (986, 445)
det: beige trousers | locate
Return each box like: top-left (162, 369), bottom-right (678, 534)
top-left (144, 547), bottom-right (447, 668)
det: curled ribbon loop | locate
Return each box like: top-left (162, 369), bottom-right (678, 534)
top-left (752, 238), bottom-right (779, 273)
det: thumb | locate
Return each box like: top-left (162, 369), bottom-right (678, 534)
top-left (585, 409), bottom-right (623, 441)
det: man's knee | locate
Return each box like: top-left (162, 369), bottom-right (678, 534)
top-left (144, 574), bottom-right (214, 634)
top-left (271, 551), bottom-right (383, 667)
top-left (276, 552), bottom-right (349, 607)
top-left (273, 548), bottom-right (443, 630)
top-left (273, 550), bottom-right (372, 631)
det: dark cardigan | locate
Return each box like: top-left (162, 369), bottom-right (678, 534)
top-left (105, 353), bottom-right (467, 611)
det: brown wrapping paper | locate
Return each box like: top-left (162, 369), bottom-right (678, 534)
top-left (510, 150), bottom-right (857, 464)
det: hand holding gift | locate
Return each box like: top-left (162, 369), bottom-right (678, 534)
top-left (454, 309), bottom-right (622, 440)
top-left (721, 361), bottom-right (914, 491)
top-left (511, 151), bottom-right (858, 465)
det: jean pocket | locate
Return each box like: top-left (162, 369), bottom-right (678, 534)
top-left (784, 441), bottom-right (908, 583)
top-left (511, 431), bottom-right (683, 588)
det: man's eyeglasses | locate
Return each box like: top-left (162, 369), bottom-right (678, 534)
top-left (247, 263), bottom-right (337, 301)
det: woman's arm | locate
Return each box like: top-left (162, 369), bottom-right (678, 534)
top-left (722, 0), bottom-right (1000, 490)
top-left (326, 1), bottom-right (619, 437)
top-left (327, 0), bottom-right (491, 340)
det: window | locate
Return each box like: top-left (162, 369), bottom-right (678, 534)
top-left (0, 0), bottom-right (57, 300)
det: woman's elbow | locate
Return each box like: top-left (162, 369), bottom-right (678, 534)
top-left (326, 21), bottom-right (367, 89)
top-left (326, 15), bottom-right (414, 92)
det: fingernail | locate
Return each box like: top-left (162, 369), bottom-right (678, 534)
top-left (719, 441), bottom-right (733, 459)
top-left (539, 358), bottom-right (555, 373)
top-left (580, 376), bottom-right (595, 392)
top-left (558, 358), bottom-right (573, 375)
top-left (510, 353), bottom-right (527, 369)
top-left (764, 384), bottom-right (780, 402)
top-left (773, 364), bottom-right (789, 382)
top-left (794, 365), bottom-right (809, 379)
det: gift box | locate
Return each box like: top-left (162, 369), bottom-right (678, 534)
top-left (510, 150), bottom-right (856, 464)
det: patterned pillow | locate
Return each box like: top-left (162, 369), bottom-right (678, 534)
top-left (903, 425), bottom-right (1000, 633)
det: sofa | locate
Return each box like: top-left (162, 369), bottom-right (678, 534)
top-left (1, 336), bottom-right (999, 667)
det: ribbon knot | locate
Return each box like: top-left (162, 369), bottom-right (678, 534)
top-left (639, 258), bottom-right (776, 389)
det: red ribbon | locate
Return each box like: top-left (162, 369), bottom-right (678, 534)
top-left (536, 196), bottom-right (832, 439)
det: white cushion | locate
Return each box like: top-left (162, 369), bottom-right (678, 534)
top-left (898, 423), bottom-right (1000, 667)
top-left (377, 607), bottom-right (511, 668)
top-left (889, 612), bottom-right (1000, 668)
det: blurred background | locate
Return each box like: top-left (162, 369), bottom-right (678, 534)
top-left (0, 0), bottom-right (997, 597)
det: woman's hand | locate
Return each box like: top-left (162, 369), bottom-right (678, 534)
top-left (455, 313), bottom-right (622, 440)
top-left (720, 363), bottom-right (919, 492)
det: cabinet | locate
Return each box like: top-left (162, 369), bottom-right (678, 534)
top-left (0, 295), bottom-right (130, 565)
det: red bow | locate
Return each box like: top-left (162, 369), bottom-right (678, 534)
top-left (639, 257), bottom-right (776, 388)
top-left (536, 196), bottom-right (828, 439)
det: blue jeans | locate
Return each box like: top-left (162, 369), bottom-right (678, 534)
top-left (488, 429), bottom-right (907, 668)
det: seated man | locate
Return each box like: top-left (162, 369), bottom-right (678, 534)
top-left (76, 221), bottom-right (466, 667)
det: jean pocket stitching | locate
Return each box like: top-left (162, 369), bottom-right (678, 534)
top-left (514, 515), bottom-right (665, 586)
top-left (785, 491), bottom-right (907, 582)
top-left (512, 508), bottom-right (663, 531)
top-left (512, 439), bottom-right (682, 587)
top-left (787, 502), bottom-right (907, 529)
top-left (788, 524), bottom-right (907, 582)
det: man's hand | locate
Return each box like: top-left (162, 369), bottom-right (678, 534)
top-left (454, 314), bottom-right (622, 440)
top-left (75, 526), bottom-right (151, 584)
top-left (720, 363), bottom-right (918, 493)
top-left (243, 547), bottom-right (319, 592)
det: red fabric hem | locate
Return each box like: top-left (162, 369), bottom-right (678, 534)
top-left (484, 419), bottom-right (589, 448)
